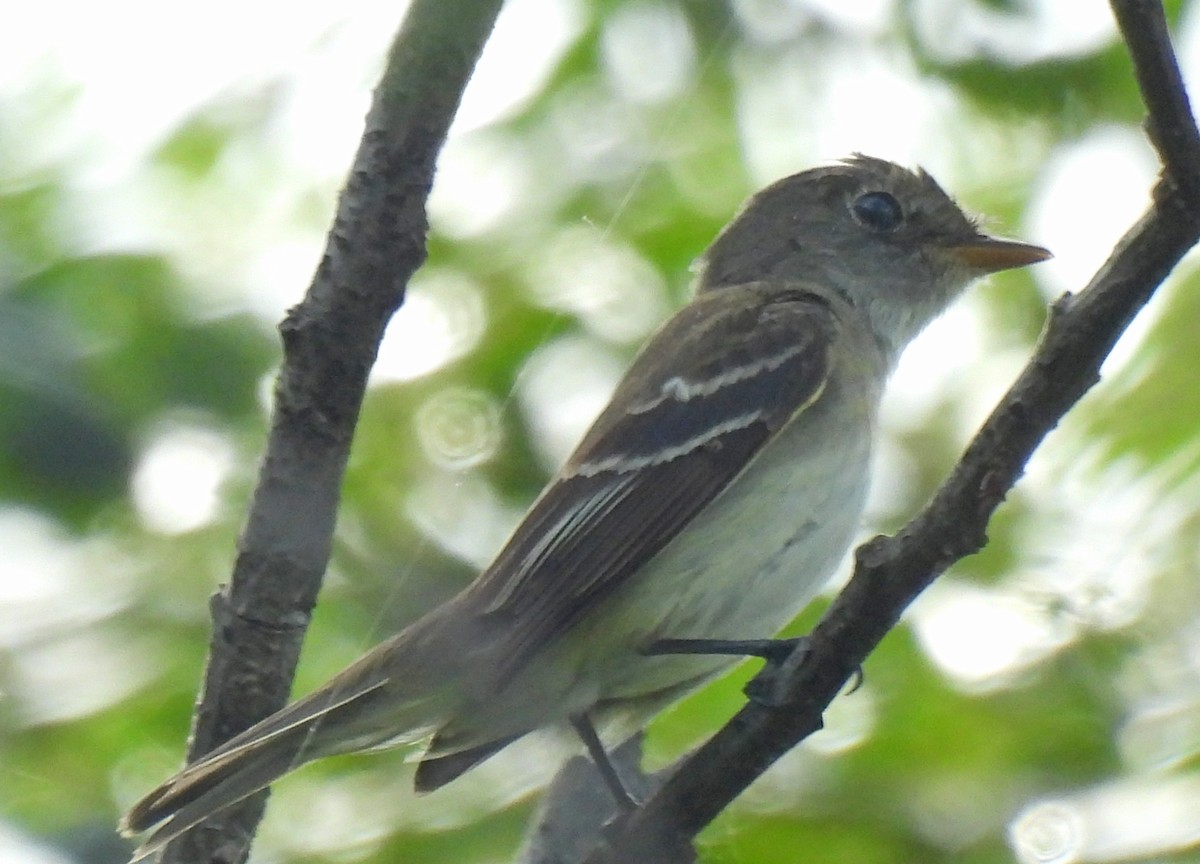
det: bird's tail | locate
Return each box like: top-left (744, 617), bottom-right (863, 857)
top-left (119, 636), bottom-right (446, 862)
top-left (121, 732), bottom-right (307, 862)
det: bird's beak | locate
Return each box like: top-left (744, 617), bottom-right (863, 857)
top-left (949, 235), bottom-right (1052, 273)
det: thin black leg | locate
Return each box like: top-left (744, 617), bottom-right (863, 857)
top-left (644, 635), bottom-right (863, 708)
top-left (569, 713), bottom-right (637, 813)
top-left (643, 636), bottom-right (807, 665)
top-left (644, 636), bottom-right (812, 707)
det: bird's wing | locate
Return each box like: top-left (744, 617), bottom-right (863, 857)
top-left (465, 284), bottom-right (838, 682)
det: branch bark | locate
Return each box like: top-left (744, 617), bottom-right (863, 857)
top-left (581, 2), bottom-right (1200, 860)
top-left (161, 2), bottom-right (503, 862)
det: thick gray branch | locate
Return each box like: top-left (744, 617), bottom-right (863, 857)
top-left (161, 2), bottom-right (503, 862)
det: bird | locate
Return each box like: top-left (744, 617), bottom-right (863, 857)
top-left (119, 155), bottom-right (1050, 860)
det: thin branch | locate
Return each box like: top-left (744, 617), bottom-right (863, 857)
top-left (1109, 0), bottom-right (1200, 205)
top-left (161, 2), bottom-right (504, 862)
top-left (585, 2), bottom-right (1200, 860)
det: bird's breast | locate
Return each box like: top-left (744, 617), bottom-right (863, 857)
top-left (585, 350), bottom-right (881, 702)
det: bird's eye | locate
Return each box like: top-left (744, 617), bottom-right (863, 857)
top-left (851, 191), bottom-right (903, 232)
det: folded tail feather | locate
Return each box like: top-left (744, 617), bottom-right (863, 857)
top-left (124, 728), bottom-right (309, 862)
top-left (121, 676), bottom-right (395, 860)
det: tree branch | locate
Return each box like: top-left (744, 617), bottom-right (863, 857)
top-left (584, 3), bottom-right (1200, 861)
top-left (161, 2), bottom-right (503, 862)
top-left (1109, 0), bottom-right (1200, 205)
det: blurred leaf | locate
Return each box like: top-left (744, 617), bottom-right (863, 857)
top-left (151, 90), bottom-right (279, 179)
top-left (153, 115), bottom-right (236, 178)
top-left (919, 47), bottom-right (1143, 128)
top-left (15, 254), bottom-right (275, 424)
top-left (0, 180), bottom-right (70, 272)
top-left (1076, 268), bottom-right (1200, 476)
top-left (0, 293), bottom-right (131, 522)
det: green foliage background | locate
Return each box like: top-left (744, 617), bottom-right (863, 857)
top-left (2, 2), bottom-right (1199, 863)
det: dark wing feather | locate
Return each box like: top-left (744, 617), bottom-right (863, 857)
top-left (414, 735), bottom-right (522, 792)
top-left (466, 285), bottom-right (838, 682)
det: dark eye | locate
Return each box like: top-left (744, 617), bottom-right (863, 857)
top-left (851, 191), bottom-right (903, 232)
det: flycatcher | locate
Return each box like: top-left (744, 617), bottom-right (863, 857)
top-left (121, 155), bottom-right (1050, 859)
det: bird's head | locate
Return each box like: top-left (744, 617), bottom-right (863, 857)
top-left (695, 155), bottom-right (1050, 361)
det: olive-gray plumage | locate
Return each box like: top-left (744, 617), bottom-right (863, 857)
top-left (120, 155), bottom-right (1049, 861)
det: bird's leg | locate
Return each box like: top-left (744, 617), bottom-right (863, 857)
top-left (569, 713), bottom-right (638, 814)
top-left (644, 636), bottom-right (863, 707)
top-left (643, 636), bottom-right (806, 665)
top-left (643, 636), bottom-right (810, 707)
